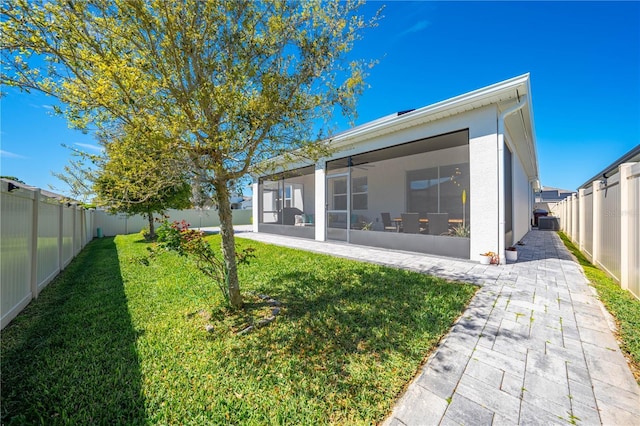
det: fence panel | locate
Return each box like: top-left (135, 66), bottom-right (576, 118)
top-left (37, 200), bottom-right (61, 290)
top-left (96, 212), bottom-right (127, 236)
top-left (1, 190), bottom-right (34, 328)
top-left (61, 205), bottom-right (74, 268)
top-left (74, 207), bottom-right (82, 256)
top-left (574, 195), bottom-right (580, 243)
top-left (85, 209), bottom-right (94, 244)
top-left (598, 174), bottom-right (621, 281)
top-left (626, 163), bottom-right (640, 297)
top-left (94, 208), bottom-right (252, 236)
top-left (583, 189), bottom-right (593, 259)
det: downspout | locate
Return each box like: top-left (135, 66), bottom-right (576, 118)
top-left (497, 95), bottom-right (528, 264)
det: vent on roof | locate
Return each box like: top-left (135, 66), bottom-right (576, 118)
top-left (397, 109), bottom-right (415, 116)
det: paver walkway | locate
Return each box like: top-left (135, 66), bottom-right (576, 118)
top-left (234, 228), bottom-right (640, 425)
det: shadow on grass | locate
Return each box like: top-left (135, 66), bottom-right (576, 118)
top-left (276, 268), bottom-right (472, 352)
top-left (229, 255), bottom-right (476, 419)
top-left (1, 238), bottom-right (146, 424)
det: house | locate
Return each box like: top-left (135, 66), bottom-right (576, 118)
top-left (251, 74), bottom-right (539, 263)
top-left (534, 186), bottom-right (576, 214)
top-left (536, 186), bottom-right (575, 203)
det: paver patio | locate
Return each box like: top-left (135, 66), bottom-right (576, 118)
top-left (235, 228), bottom-right (640, 425)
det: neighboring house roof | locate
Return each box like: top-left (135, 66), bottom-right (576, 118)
top-left (261, 74), bottom-right (539, 183)
top-left (1, 178), bottom-right (73, 202)
top-left (537, 186), bottom-right (575, 202)
top-left (579, 144), bottom-right (640, 189)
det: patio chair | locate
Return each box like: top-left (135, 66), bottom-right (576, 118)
top-left (401, 213), bottom-right (420, 234)
top-left (380, 212), bottom-right (396, 232)
top-left (419, 211), bottom-right (429, 233)
top-left (426, 212), bottom-right (449, 235)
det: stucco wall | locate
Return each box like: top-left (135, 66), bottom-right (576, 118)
top-left (511, 136), bottom-right (532, 246)
top-left (468, 106), bottom-right (500, 259)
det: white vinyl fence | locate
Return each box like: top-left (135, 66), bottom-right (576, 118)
top-left (94, 208), bottom-right (252, 237)
top-left (1, 182), bottom-right (94, 329)
top-left (552, 162), bottom-right (640, 299)
top-left (1, 181), bottom-right (253, 329)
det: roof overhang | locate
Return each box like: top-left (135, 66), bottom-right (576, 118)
top-left (329, 73), bottom-right (538, 180)
top-left (257, 74), bottom-right (539, 180)
top-left (579, 144), bottom-right (640, 189)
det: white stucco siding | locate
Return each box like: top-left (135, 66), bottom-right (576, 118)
top-left (511, 138), bottom-right (532, 245)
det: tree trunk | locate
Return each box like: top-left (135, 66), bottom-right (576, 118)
top-left (214, 181), bottom-right (243, 309)
top-left (147, 211), bottom-right (156, 240)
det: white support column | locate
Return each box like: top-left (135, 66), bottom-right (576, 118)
top-left (251, 181), bottom-right (259, 233)
top-left (315, 163), bottom-right (326, 241)
top-left (619, 163), bottom-right (632, 291)
top-left (578, 188), bottom-right (586, 252)
top-left (30, 189), bottom-right (40, 299)
top-left (592, 180), bottom-right (602, 267)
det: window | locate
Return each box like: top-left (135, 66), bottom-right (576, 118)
top-left (407, 168), bottom-right (439, 213)
top-left (504, 146), bottom-right (513, 234)
top-left (351, 176), bottom-right (368, 210)
top-left (284, 185), bottom-right (292, 208)
top-left (407, 163), bottom-right (469, 221)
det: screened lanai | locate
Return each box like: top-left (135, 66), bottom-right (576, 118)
top-left (258, 165), bottom-right (316, 239)
top-left (257, 129), bottom-right (471, 258)
top-left (325, 129), bottom-right (470, 258)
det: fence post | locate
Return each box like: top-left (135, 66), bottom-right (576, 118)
top-left (578, 188), bottom-right (586, 252)
top-left (571, 194), bottom-right (578, 243)
top-left (619, 163), bottom-right (633, 291)
top-left (30, 189), bottom-right (40, 299)
top-left (592, 180), bottom-right (602, 267)
top-left (58, 201), bottom-right (64, 271)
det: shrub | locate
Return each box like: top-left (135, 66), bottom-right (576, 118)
top-left (155, 220), bottom-right (255, 305)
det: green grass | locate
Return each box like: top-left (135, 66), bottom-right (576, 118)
top-left (558, 231), bottom-right (640, 382)
top-left (1, 234), bottom-right (477, 425)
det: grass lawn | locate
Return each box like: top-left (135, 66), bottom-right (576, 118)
top-left (558, 232), bottom-right (640, 383)
top-left (1, 233), bottom-right (477, 425)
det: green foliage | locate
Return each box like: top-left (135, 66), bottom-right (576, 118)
top-left (1, 234), bottom-right (476, 424)
top-left (558, 232), bottom-right (640, 382)
top-left (155, 220), bottom-right (255, 305)
top-left (449, 224), bottom-right (470, 238)
top-left (1, 0), bottom-right (379, 308)
top-left (0, 175), bottom-right (25, 184)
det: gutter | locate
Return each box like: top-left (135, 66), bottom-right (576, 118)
top-left (497, 95), bottom-right (528, 264)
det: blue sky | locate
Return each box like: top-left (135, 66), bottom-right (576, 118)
top-left (1, 1), bottom-right (639, 194)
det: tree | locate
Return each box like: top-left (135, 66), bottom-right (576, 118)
top-left (2, 0), bottom-right (377, 308)
top-left (0, 176), bottom-right (25, 184)
top-left (94, 129), bottom-right (192, 240)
